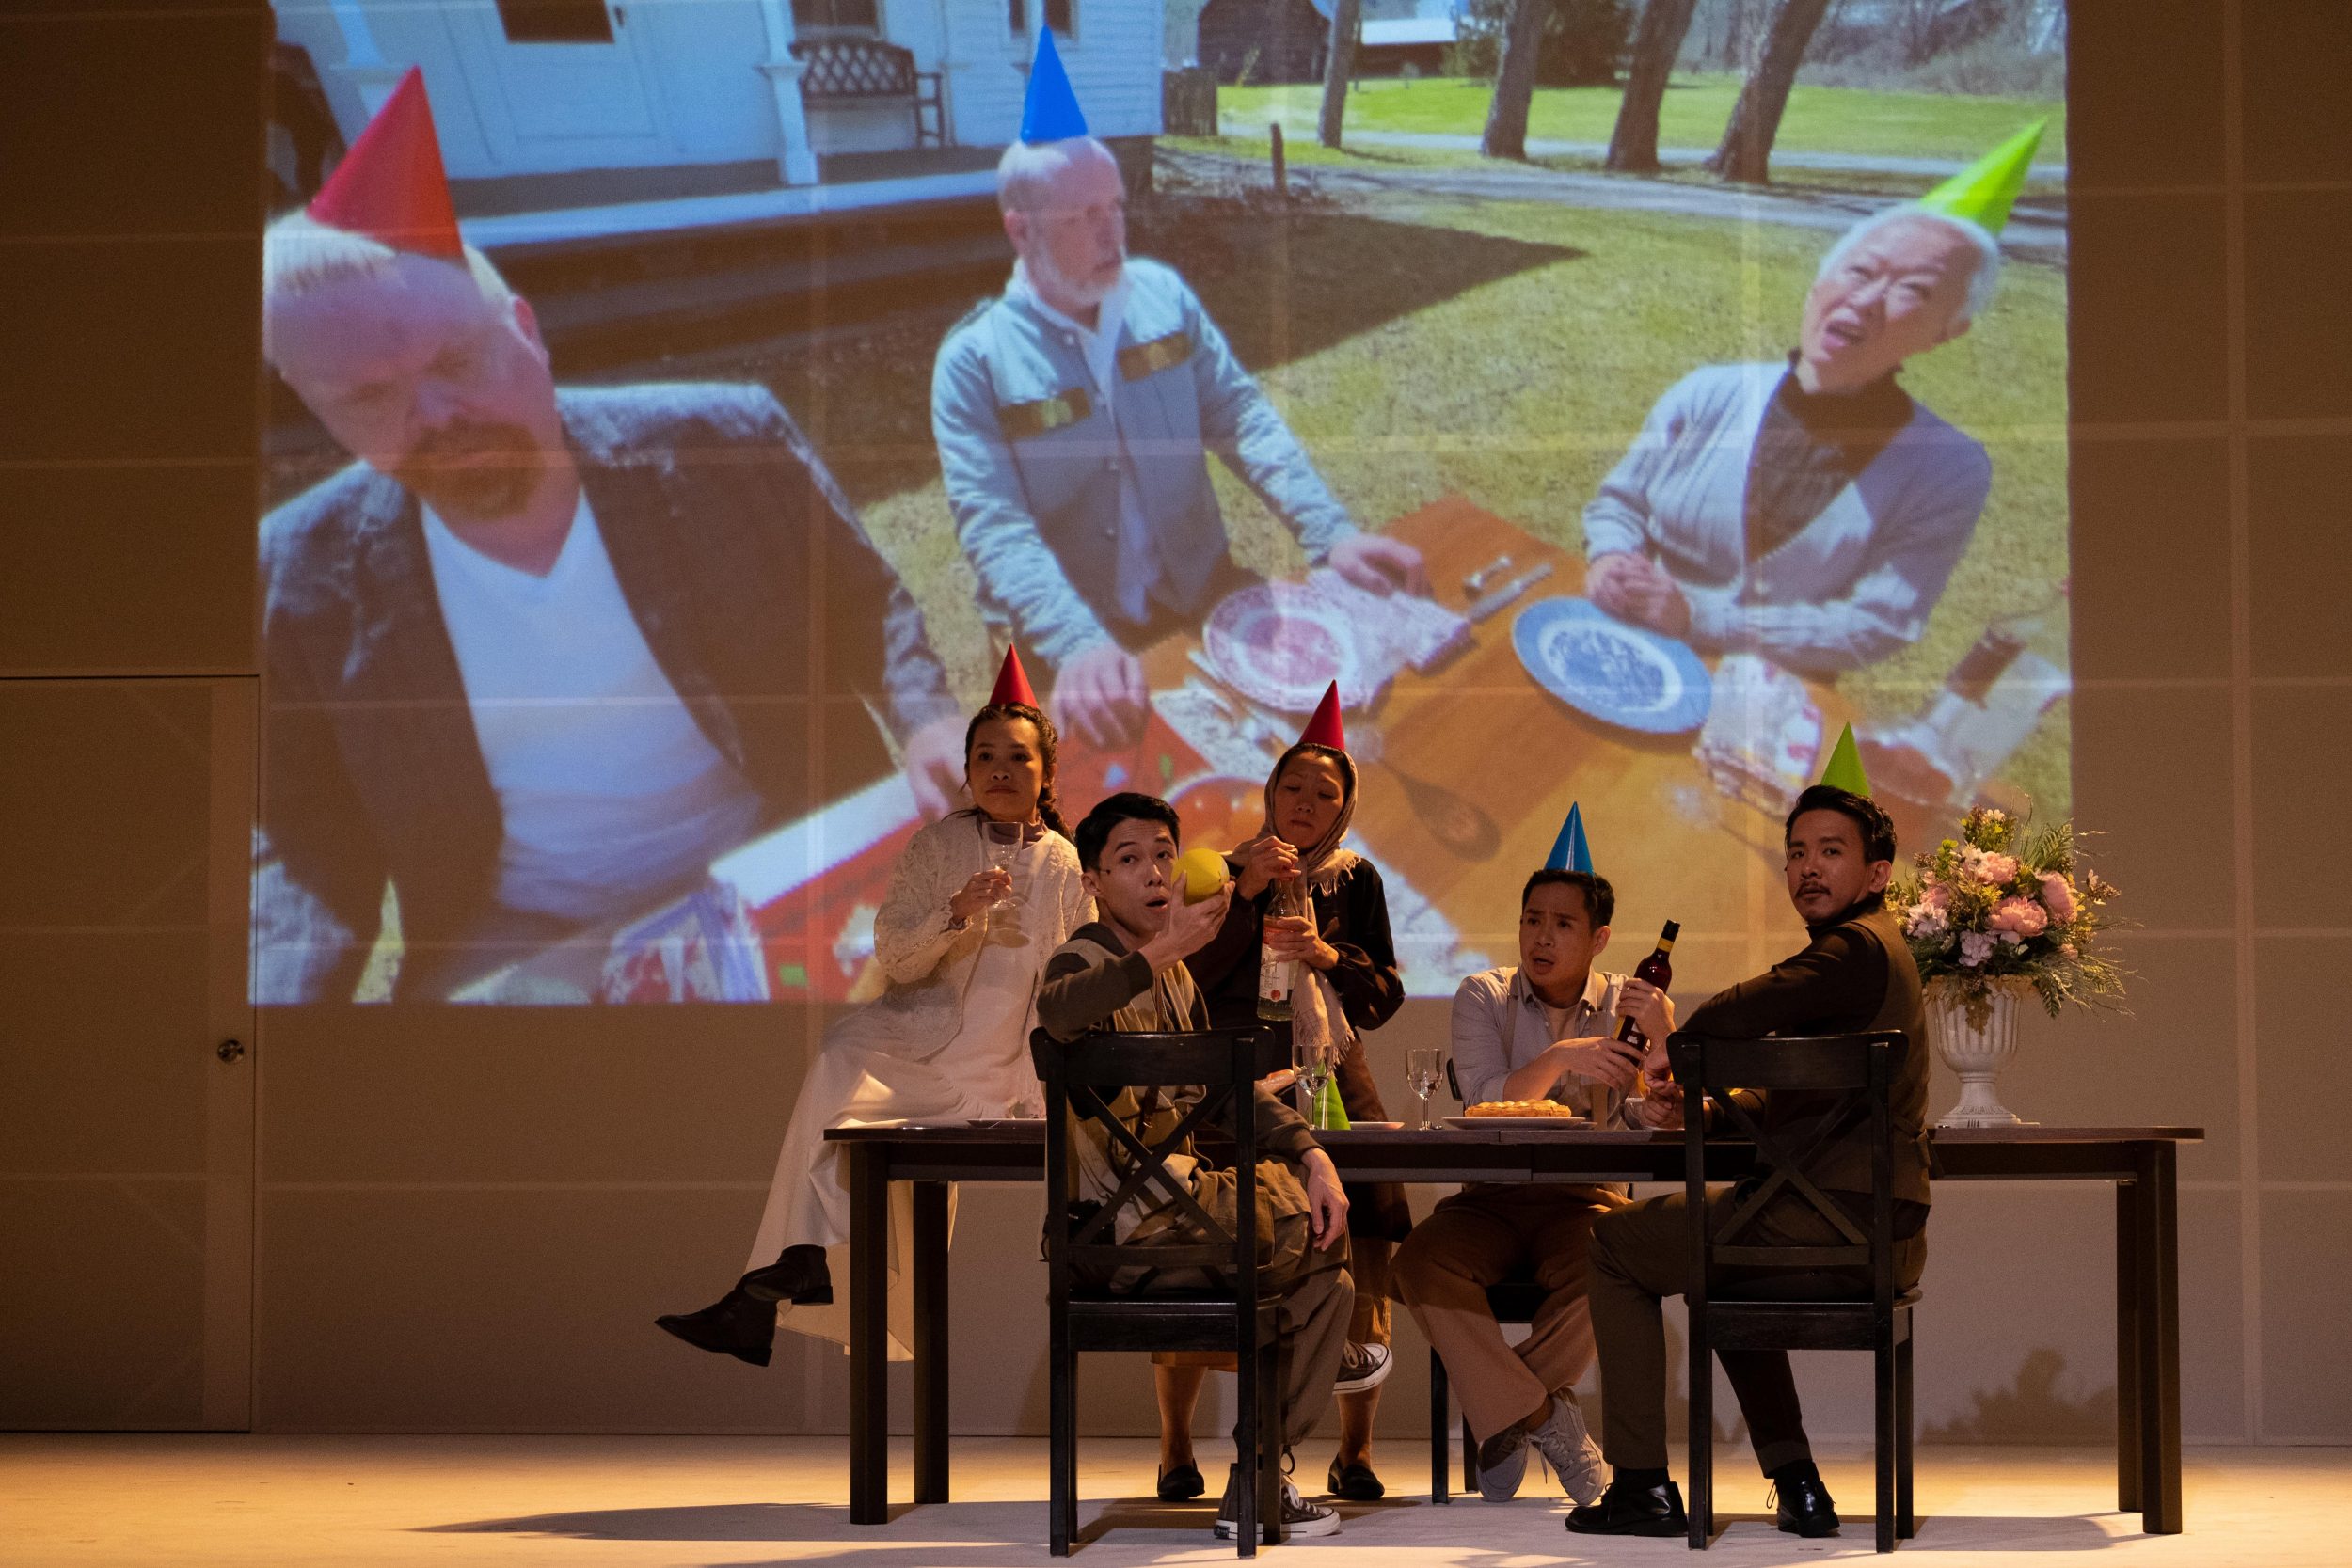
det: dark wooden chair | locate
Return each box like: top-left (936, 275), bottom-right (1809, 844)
top-left (1037, 1025), bottom-right (1289, 1557)
top-left (1668, 1030), bottom-right (1918, 1553)
top-left (789, 37), bottom-right (947, 148)
top-left (1426, 1056), bottom-right (1546, 1503)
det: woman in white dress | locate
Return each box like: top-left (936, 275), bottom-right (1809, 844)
top-left (657, 685), bottom-right (1091, 1366)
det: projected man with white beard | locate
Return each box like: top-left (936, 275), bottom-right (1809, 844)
top-left (255, 70), bottom-right (965, 1003)
top-left (930, 33), bottom-right (1425, 751)
top-left (1582, 124), bottom-right (2045, 675)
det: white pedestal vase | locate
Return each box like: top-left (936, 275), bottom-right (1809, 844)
top-left (1929, 978), bottom-right (2032, 1128)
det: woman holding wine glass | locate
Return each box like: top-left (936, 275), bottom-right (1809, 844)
top-left (1180, 683), bottom-right (1410, 1503)
top-left (655, 650), bottom-right (1091, 1370)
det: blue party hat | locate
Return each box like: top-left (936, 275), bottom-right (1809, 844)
top-left (1544, 803), bottom-right (1594, 874)
top-left (1020, 28), bottom-right (1089, 144)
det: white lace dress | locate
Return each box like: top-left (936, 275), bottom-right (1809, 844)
top-left (745, 811), bottom-right (1090, 1355)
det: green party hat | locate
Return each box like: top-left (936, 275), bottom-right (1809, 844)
top-left (1819, 722), bottom-right (1872, 797)
top-left (1916, 119), bottom-right (2046, 236)
top-left (1313, 1075), bottom-right (1351, 1131)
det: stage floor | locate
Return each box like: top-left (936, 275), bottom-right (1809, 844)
top-left (3, 1436), bottom-right (2345, 1565)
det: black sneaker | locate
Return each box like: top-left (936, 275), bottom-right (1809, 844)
top-left (1213, 1466), bottom-right (1341, 1539)
top-left (1332, 1341), bottom-right (1392, 1394)
top-left (1565, 1476), bottom-right (1688, 1537)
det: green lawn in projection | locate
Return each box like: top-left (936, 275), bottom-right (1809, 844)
top-left (1218, 73), bottom-right (2067, 165)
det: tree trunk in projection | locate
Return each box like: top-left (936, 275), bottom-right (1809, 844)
top-left (1607, 0), bottom-right (1702, 173)
top-left (1707, 0), bottom-right (1833, 184)
top-left (1482, 0), bottom-right (1549, 160)
top-left (1318, 0), bottom-right (1362, 148)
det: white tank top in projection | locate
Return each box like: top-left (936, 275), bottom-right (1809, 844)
top-left (421, 494), bottom-right (760, 922)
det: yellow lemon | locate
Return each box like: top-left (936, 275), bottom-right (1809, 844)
top-left (1174, 846), bottom-right (1230, 903)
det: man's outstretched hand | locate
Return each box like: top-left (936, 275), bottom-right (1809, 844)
top-left (1051, 642), bottom-right (1148, 749)
top-left (1328, 533), bottom-right (1429, 597)
top-left (903, 716), bottom-right (969, 819)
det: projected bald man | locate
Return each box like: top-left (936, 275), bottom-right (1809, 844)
top-left (253, 72), bottom-right (963, 1002)
top-left (1582, 206), bottom-right (1996, 674)
top-left (1582, 127), bottom-right (2044, 674)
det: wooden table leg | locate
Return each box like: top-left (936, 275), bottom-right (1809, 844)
top-left (2115, 1174), bottom-right (2142, 1514)
top-left (914, 1180), bottom-right (951, 1505)
top-left (2133, 1143), bottom-right (2184, 1533)
top-left (849, 1143), bottom-right (890, 1525)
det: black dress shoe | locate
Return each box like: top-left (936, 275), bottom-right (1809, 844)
top-left (1774, 1473), bottom-right (1841, 1537)
top-left (739, 1243), bottom-right (833, 1305)
top-left (1565, 1477), bottom-right (1688, 1536)
top-left (1156, 1461), bottom-right (1204, 1501)
top-left (1327, 1456), bottom-right (1385, 1501)
top-left (654, 1288), bottom-right (774, 1367)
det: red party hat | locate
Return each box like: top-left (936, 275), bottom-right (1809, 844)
top-left (989, 645), bottom-right (1040, 709)
top-left (306, 67), bottom-right (464, 261)
top-left (1295, 682), bottom-right (1346, 752)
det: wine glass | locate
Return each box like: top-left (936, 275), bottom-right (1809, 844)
top-left (1406, 1048), bottom-right (1442, 1131)
top-left (1293, 1036), bottom-right (1335, 1130)
top-left (980, 819), bottom-right (1023, 909)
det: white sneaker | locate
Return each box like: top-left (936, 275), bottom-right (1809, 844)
top-left (1332, 1341), bottom-right (1392, 1395)
top-left (1474, 1423), bottom-right (1531, 1503)
top-left (1214, 1469), bottom-right (1342, 1539)
top-left (1525, 1391), bottom-right (1608, 1505)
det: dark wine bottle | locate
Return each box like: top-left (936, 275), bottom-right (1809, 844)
top-left (1615, 920), bottom-right (1679, 1047)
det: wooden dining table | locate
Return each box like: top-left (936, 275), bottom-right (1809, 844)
top-left (823, 1121), bottom-right (2198, 1535)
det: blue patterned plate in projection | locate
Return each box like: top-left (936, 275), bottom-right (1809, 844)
top-left (1512, 596), bottom-right (1712, 735)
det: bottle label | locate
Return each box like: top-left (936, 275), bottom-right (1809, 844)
top-left (1257, 944), bottom-right (1290, 1005)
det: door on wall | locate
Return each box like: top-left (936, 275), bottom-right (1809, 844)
top-left (444, 0), bottom-right (676, 172)
top-left (0, 679), bottom-right (257, 1429)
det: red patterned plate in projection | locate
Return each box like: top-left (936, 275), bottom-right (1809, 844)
top-left (1202, 583), bottom-right (1373, 714)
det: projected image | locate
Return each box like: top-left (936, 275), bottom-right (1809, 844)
top-left (257, 1), bottom-right (2069, 1004)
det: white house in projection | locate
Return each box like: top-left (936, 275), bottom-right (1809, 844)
top-left (270, 0), bottom-right (1165, 245)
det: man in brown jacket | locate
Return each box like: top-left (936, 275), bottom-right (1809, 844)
top-left (1568, 784), bottom-right (1927, 1542)
top-left (1037, 792), bottom-right (1355, 1540)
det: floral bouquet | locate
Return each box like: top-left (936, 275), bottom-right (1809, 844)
top-left (1889, 806), bottom-right (2125, 1026)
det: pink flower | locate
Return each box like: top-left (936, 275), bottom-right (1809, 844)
top-left (2039, 873), bottom-right (2077, 923)
top-left (1974, 852), bottom-right (2020, 887)
top-left (1991, 896), bottom-right (2049, 940)
top-left (1905, 902), bottom-right (1949, 938)
top-left (1921, 880), bottom-right (1951, 911)
top-left (1960, 931), bottom-right (1997, 968)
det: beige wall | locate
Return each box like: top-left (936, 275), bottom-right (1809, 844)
top-left (4, 0), bottom-right (2349, 1447)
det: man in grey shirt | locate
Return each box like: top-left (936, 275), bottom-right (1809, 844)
top-left (1393, 869), bottom-right (1674, 1504)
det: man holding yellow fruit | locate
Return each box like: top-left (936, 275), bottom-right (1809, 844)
top-left (1034, 791), bottom-right (1355, 1538)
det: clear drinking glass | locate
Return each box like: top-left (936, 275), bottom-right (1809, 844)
top-left (1293, 1035), bottom-right (1335, 1131)
top-left (980, 819), bottom-right (1023, 907)
top-left (1406, 1048), bottom-right (1442, 1131)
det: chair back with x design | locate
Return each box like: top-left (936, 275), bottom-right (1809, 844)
top-left (1667, 1030), bottom-right (1918, 1552)
top-left (1036, 1024), bottom-right (1289, 1557)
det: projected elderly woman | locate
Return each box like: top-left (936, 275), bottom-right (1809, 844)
top-left (1581, 127), bottom-right (2042, 674)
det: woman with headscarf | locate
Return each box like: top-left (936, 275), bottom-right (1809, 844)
top-left (1171, 683), bottom-right (1409, 1504)
top-left (655, 651), bottom-right (1092, 1369)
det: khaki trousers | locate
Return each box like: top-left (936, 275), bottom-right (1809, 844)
top-left (1394, 1183), bottom-right (1621, 1444)
top-left (1589, 1185), bottom-right (1927, 1475)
